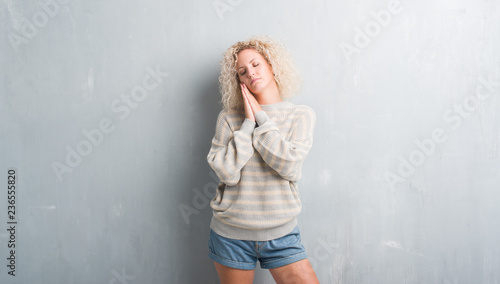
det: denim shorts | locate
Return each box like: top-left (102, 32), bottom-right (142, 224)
top-left (208, 225), bottom-right (308, 270)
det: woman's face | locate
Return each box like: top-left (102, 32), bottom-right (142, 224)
top-left (236, 48), bottom-right (275, 95)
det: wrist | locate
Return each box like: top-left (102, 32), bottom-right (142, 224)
top-left (253, 106), bottom-right (262, 113)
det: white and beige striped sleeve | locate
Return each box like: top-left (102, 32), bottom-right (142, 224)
top-left (252, 107), bottom-right (316, 181)
top-left (207, 110), bottom-right (256, 186)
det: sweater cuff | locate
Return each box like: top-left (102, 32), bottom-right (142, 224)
top-left (254, 111), bottom-right (269, 126)
top-left (240, 118), bottom-right (256, 134)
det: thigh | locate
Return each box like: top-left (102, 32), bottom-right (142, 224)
top-left (214, 261), bottom-right (255, 284)
top-left (269, 258), bottom-right (319, 284)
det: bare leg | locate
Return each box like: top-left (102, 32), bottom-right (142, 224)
top-left (269, 259), bottom-right (319, 284)
top-left (214, 262), bottom-right (255, 284)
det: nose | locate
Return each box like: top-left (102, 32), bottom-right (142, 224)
top-left (247, 67), bottom-right (255, 78)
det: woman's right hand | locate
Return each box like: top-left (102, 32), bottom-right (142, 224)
top-left (241, 83), bottom-right (255, 121)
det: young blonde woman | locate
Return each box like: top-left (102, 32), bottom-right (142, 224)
top-left (207, 36), bottom-right (319, 284)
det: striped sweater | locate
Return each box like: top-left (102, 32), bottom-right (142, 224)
top-left (207, 101), bottom-right (316, 241)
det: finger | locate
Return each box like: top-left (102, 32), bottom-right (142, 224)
top-left (240, 83), bottom-right (248, 97)
top-left (241, 83), bottom-right (249, 94)
top-left (248, 93), bottom-right (262, 113)
top-left (243, 84), bottom-right (252, 96)
top-left (242, 87), bottom-right (249, 104)
top-left (242, 84), bottom-right (254, 103)
top-left (241, 85), bottom-right (255, 120)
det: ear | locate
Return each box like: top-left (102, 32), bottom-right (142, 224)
top-left (268, 64), bottom-right (275, 76)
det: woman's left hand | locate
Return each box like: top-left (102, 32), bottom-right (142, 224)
top-left (241, 83), bottom-right (262, 115)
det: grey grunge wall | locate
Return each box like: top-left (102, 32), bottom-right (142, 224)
top-left (1, 0), bottom-right (499, 283)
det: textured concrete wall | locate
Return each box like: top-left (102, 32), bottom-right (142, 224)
top-left (1, 0), bottom-right (499, 283)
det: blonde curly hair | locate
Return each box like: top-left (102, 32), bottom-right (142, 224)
top-left (218, 35), bottom-right (301, 110)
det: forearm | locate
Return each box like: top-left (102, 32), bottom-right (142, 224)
top-left (207, 118), bottom-right (256, 185)
top-left (252, 110), bottom-right (315, 181)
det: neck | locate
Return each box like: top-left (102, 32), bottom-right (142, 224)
top-left (253, 83), bottom-right (283, 105)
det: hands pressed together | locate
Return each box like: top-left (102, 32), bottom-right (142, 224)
top-left (241, 83), bottom-right (262, 122)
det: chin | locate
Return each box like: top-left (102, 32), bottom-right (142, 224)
top-left (249, 83), bottom-right (265, 93)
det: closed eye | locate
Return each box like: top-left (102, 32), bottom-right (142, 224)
top-left (239, 63), bottom-right (259, 76)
